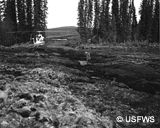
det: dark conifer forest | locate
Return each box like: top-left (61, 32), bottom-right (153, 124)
top-left (78, 0), bottom-right (159, 43)
top-left (0, 0), bottom-right (47, 45)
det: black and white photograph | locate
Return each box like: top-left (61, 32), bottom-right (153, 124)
top-left (0, 0), bottom-right (159, 128)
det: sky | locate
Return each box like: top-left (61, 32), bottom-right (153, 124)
top-left (47, 0), bottom-right (141, 29)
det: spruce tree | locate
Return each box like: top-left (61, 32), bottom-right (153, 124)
top-left (26, 0), bottom-right (33, 41)
top-left (26, 0), bottom-right (33, 31)
top-left (87, 0), bottom-right (93, 29)
top-left (0, 0), bottom-right (5, 21)
top-left (147, 0), bottom-right (154, 41)
top-left (42, 0), bottom-right (48, 30)
top-left (93, 0), bottom-right (100, 42)
top-left (77, 0), bottom-right (87, 43)
top-left (33, 0), bottom-right (47, 31)
top-left (138, 0), bottom-right (154, 41)
top-left (3, 0), bottom-right (17, 45)
top-left (112, 0), bottom-right (121, 42)
top-left (17, 0), bottom-right (26, 31)
top-left (86, 0), bottom-right (93, 40)
top-left (0, 0), bottom-right (7, 44)
top-left (138, 0), bottom-right (147, 40)
top-left (4, 0), bottom-right (17, 32)
top-left (17, 0), bottom-right (28, 43)
top-left (0, 0), bottom-right (5, 42)
top-left (34, 0), bottom-right (41, 30)
top-left (120, 0), bottom-right (130, 41)
top-left (99, 0), bottom-right (110, 40)
top-left (130, 0), bottom-right (137, 41)
top-left (151, 0), bottom-right (159, 42)
top-left (111, 13), bottom-right (117, 42)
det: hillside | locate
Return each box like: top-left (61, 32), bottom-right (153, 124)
top-left (46, 26), bottom-right (79, 39)
top-left (45, 26), bottom-right (80, 47)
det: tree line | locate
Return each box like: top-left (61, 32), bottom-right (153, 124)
top-left (0, 0), bottom-right (47, 45)
top-left (77, 0), bottom-right (159, 44)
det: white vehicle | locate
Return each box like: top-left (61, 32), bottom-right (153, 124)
top-left (33, 33), bottom-right (45, 46)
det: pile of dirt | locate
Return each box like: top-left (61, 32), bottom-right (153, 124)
top-left (0, 65), bottom-right (113, 128)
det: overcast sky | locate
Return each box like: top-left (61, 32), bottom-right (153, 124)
top-left (47, 0), bottom-right (141, 29)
